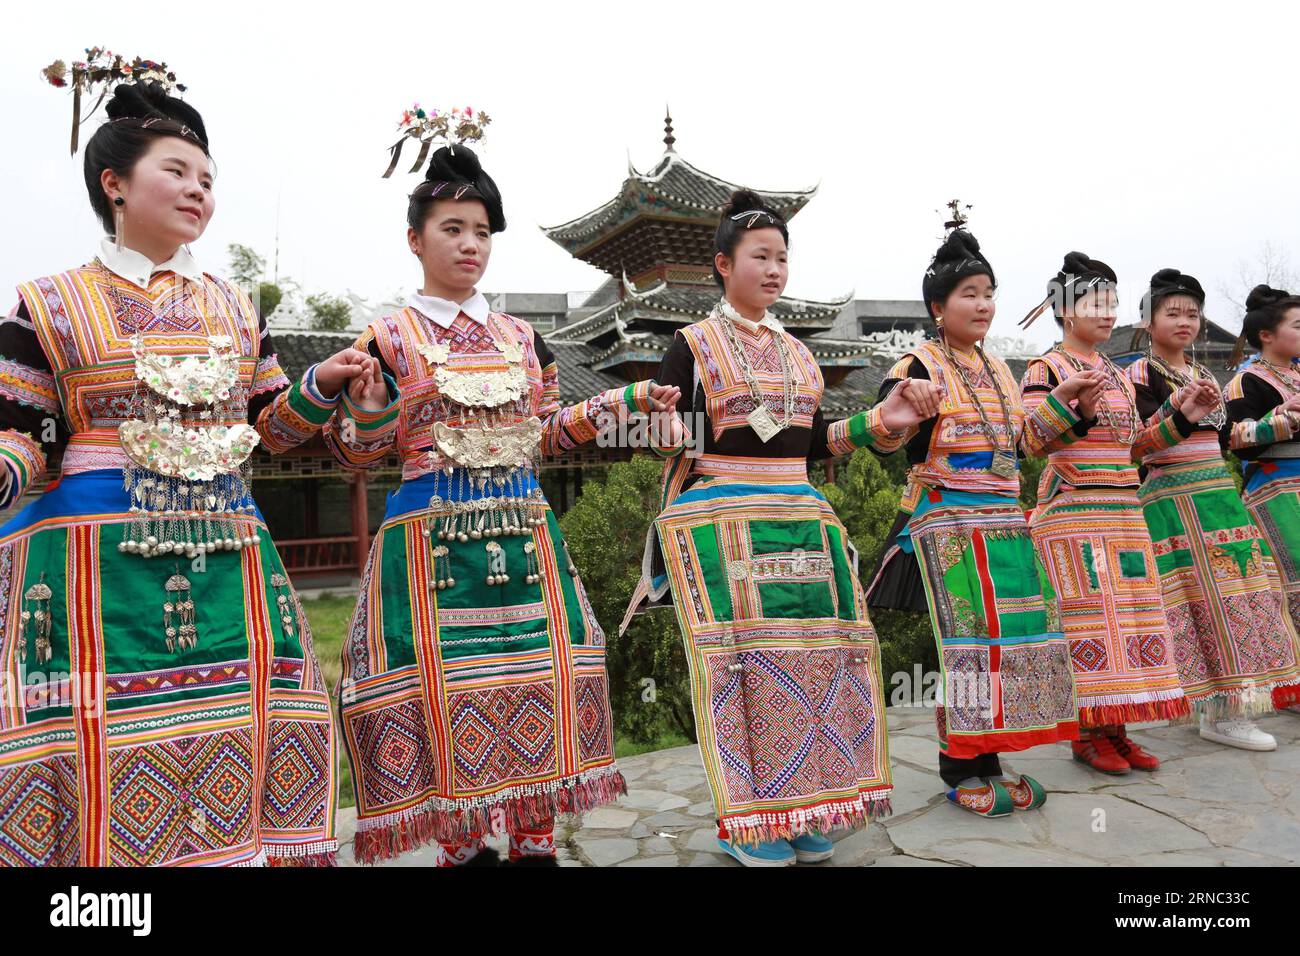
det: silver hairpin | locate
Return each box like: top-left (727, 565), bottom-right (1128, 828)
top-left (730, 209), bottom-right (773, 228)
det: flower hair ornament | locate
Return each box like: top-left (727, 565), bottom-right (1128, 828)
top-left (383, 104), bottom-right (492, 178)
top-left (940, 198), bottom-right (972, 233)
top-left (41, 47), bottom-right (187, 154)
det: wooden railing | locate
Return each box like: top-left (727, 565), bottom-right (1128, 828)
top-left (276, 535), bottom-right (366, 576)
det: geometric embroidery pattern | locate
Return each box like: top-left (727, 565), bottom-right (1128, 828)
top-left (714, 648), bottom-right (877, 802)
top-left (263, 719), bottom-right (331, 830)
top-left (0, 757), bottom-right (80, 867)
top-left (1071, 638), bottom-right (1109, 673)
top-left (107, 729), bottom-right (256, 866)
top-left (447, 682), bottom-right (557, 792)
top-left (1125, 633), bottom-right (1168, 669)
top-left (940, 646), bottom-right (994, 733)
top-left (348, 698), bottom-right (438, 810)
top-left (573, 674), bottom-right (613, 766)
top-left (1000, 642), bottom-right (1078, 727)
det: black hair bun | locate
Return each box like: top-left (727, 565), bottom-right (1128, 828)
top-left (426, 144), bottom-right (483, 183)
top-left (721, 189), bottom-right (768, 218)
top-left (1061, 251), bottom-right (1093, 275)
top-left (1058, 251), bottom-right (1117, 284)
top-left (935, 229), bottom-right (982, 265)
top-left (1246, 284), bottom-right (1290, 312)
top-left (104, 80), bottom-right (208, 149)
top-left (415, 144), bottom-right (506, 233)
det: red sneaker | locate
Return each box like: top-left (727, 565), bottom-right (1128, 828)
top-left (1072, 733), bottom-right (1130, 774)
top-left (1112, 732), bottom-right (1160, 771)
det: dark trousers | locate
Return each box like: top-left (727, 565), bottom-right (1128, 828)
top-left (939, 751), bottom-right (1003, 788)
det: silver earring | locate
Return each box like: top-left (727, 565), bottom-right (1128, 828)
top-left (114, 204), bottom-right (125, 254)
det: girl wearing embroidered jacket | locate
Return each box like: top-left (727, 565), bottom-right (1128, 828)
top-left (325, 143), bottom-right (680, 867)
top-left (619, 189), bottom-right (893, 867)
top-left (0, 77), bottom-right (376, 866)
top-left (864, 228), bottom-right (1079, 818)
top-left (1223, 284), bottom-right (1300, 722)
top-left (1019, 253), bottom-right (1203, 777)
top-left (1129, 272), bottom-right (1300, 752)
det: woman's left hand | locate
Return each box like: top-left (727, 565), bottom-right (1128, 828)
top-left (1179, 379), bottom-right (1221, 424)
top-left (315, 348), bottom-right (382, 400)
top-left (648, 384), bottom-right (681, 413)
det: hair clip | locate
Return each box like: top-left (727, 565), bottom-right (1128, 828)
top-left (1018, 293), bottom-right (1054, 330)
top-left (730, 209), bottom-right (775, 228)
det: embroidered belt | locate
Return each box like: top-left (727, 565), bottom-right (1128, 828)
top-left (63, 431), bottom-right (130, 475)
top-left (692, 454), bottom-right (808, 482)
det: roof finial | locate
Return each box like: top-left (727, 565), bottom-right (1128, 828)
top-left (663, 105), bottom-right (675, 152)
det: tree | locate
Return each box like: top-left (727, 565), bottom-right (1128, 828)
top-left (1018, 455), bottom-right (1046, 511)
top-left (820, 449), bottom-right (938, 685)
top-left (227, 243), bottom-right (266, 286)
top-left (306, 293), bottom-right (352, 332)
top-left (560, 456), bottom-right (696, 744)
top-left (226, 243), bottom-right (283, 320)
top-left (254, 282), bottom-right (283, 319)
top-left (1218, 240), bottom-right (1300, 327)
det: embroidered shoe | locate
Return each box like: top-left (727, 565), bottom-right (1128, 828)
top-left (1111, 732), bottom-right (1160, 771)
top-left (790, 831), bottom-right (835, 864)
top-left (1198, 715), bottom-right (1277, 752)
top-left (945, 781), bottom-right (1014, 818)
top-left (718, 837), bottom-right (796, 867)
top-left (996, 774), bottom-right (1047, 811)
top-left (1072, 733), bottom-right (1130, 774)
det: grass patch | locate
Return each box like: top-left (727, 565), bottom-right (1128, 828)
top-left (300, 593), bottom-right (355, 808)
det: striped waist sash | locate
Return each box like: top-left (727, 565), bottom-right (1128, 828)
top-left (691, 454), bottom-right (808, 482)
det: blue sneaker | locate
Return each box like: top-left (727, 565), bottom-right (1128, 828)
top-left (717, 837), bottom-right (796, 867)
top-left (790, 831), bottom-right (835, 864)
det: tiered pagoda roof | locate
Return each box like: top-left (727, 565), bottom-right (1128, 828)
top-left (542, 112), bottom-right (876, 384)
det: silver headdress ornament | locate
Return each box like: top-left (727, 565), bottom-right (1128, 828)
top-left (383, 103), bottom-right (492, 178)
top-left (41, 47), bottom-right (187, 154)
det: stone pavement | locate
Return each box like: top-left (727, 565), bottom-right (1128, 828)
top-left (335, 707), bottom-right (1300, 867)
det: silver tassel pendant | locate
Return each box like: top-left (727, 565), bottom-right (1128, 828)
top-left (163, 568), bottom-right (198, 653)
top-left (20, 574), bottom-right (54, 664)
top-left (270, 572), bottom-right (297, 640)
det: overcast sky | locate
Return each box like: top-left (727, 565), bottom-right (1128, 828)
top-left (3, 1), bottom-right (1298, 348)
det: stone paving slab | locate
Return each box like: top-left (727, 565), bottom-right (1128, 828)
top-left (336, 707), bottom-right (1300, 867)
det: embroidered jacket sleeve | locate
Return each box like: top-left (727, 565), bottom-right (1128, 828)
top-left (249, 314), bottom-right (342, 454)
top-left (1226, 372), bottom-right (1293, 460)
top-left (1130, 364), bottom-right (1194, 460)
top-left (0, 301), bottom-right (67, 508)
top-left (1019, 359), bottom-right (1092, 458)
top-left (322, 328), bottom-right (400, 471)
top-left (535, 332), bottom-right (658, 458)
top-left (649, 335), bottom-right (698, 459)
top-left (823, 356), bottom-right (925, 460)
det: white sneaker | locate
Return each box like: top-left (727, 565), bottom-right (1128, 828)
top-left (1198, 715), bottom-right (1277, 751)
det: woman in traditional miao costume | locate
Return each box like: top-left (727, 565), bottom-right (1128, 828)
top-left (865, 227), bottom-right (1079, 818)
top-left (1223, 284), bottom-right (1300, 721)
top-left (620, 189), bottom-right (893, 867)
top-left (326, 133), bottom-right (681, 867)
top-left (0, 62), bottom-right (374, 865)
top-left (1129, 271), bottom-right (1300, 752)
top-left (1018, 252), bottom-right (1195, 775)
